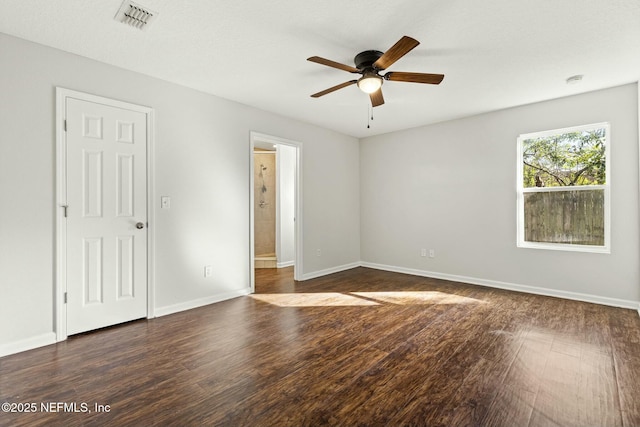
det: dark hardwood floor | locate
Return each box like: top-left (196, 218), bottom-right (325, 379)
top-left (1, 267), bottom-right (640, 426)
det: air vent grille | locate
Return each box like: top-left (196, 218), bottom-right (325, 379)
top-left (114, 1), bottom-right (157, 30)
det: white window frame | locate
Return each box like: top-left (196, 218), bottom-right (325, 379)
top-left (516, 122), bottom-right (611, 253)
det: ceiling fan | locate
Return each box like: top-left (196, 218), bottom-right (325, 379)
top-left (307, 36), bottom-right (444, 108)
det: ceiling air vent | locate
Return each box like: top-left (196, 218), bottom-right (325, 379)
top-left (114, 1), bottom-right (157, 30)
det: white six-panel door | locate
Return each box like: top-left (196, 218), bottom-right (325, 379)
top-left (65, 97), bottom-right (148, 335)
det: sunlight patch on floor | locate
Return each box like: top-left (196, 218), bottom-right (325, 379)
top-left (250, 291), bottom-right (485, 307)
top-left (351, 291), bottom-right (486, 305)
top-left (250, 293), bottom-right (380, 307)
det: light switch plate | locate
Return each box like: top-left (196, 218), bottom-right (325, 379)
top-left (161, 196), bottom-right (170, 209)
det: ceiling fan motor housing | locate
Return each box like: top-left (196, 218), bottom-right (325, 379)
top-left (354, 50), bottom-right (384, 71)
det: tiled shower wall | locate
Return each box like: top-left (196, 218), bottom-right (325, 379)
top-left (254, 152), bottom-right (276, 257)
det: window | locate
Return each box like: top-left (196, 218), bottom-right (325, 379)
top-left (517, 123), bottom-right (610, 253)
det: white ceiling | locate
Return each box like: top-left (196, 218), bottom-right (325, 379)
top-left (1, 0), bottom-right (639, 138)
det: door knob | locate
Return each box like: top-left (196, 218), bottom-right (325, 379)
top-left (136, 222), bottom-right (145, 229)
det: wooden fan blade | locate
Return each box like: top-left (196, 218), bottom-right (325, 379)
top-left (373, 36), bottom-right (420, 70)
top-left (307, 56), bottom-right (360, 73)
top-left (311, 80), bottom-right (358, 98)
top-left (370, 89), bottom-right (384, 107)
top-left (384, 72), bottom-right (445, 84)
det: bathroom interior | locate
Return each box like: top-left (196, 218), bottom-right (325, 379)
top-left (253, 143), bottom-right (296, 269)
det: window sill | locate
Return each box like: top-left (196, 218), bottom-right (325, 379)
top-left (517, 241), bottom-right (610, 254)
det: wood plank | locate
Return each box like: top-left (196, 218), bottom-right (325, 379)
top-left (0, 266), bottom-right (639, 426)
top-left (406, 289), bottom-right (536, 426)
top-left (609, 308), bottom-right (640, 427)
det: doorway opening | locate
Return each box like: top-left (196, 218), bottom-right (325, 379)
top-left (250, 132), bottom-right (303, 291)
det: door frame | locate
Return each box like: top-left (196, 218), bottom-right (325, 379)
top-left (249, 132), bottom-right (303, 290)
top-left (55, 87), bottom-right (156, 341)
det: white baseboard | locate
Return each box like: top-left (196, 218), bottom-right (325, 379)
top-left (155, 288), bottom-right (252, 317)
top-left (361, 262), bottom-right (640, 310)
top-left (300, 262), bottom-right (362, 281)
top-left (277, 260), bottom-right (295, 268)
top-left (0, 332), bottom-right (57, 358)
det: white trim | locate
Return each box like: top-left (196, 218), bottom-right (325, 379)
top-left (249, 138), bottom-right (256, 292)
top-left (516, 122), bottom-right (611, 253)
top-left (277, 260), bottom-right (295, 268)
top-left (154, 289), bottom-right (251, 317)
top-left (0, 333), bottom-right (57, 358)
top-left (519, 240), bottom-right (610, 254)
top-left (519, 122), bottom-right (611, 140)
top-left (147, 109), bottom-right (156, 318)
top-left (361, 262), bottom-right (639, 310)
top-left (300, 262), bottom-right (362, 281)
top-left (275, 147), bottom-right (281, 268)
top-left (55, 87), bottom-right (156, 341)
top-left (55, 89), bottom-right (68, 341)
top-left (522, 184), bottom-right (607, 193)
top-left (294, 142), bottom-right (303, 281)
top-left (250, 132), bottom-right (303, 291)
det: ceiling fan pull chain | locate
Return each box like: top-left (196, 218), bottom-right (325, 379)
top-left (367, 104), bottom-right (371, 129)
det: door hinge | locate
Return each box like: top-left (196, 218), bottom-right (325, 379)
top-left (63, 119), bottom-right (67, 132)
top-left (64, 292), bottom-right (67, 304)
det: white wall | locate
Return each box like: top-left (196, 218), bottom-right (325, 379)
top-left (277, 144), bottom-right (296, 266)
top-left (0, 33), bottom-right (360, 355)
top-left (360, 84), bottom-right (640, 305)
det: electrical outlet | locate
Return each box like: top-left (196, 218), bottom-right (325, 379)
top-left (429, 249), bottom-right (435, 258)
top-left (204, 265), bottom-right (213, 277)
top-left (421, 248), bottom-right (427, 257)
top-left (316, 249), bottom-right (321, 257)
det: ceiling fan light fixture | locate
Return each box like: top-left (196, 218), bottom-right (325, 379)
top-left (357, 74), bottom-right (383, 94)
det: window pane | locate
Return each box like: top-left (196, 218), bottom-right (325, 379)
top-left (522, 127), bottom-right (606, 188)
top-left (523, 190), bottom-right (604, 246)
